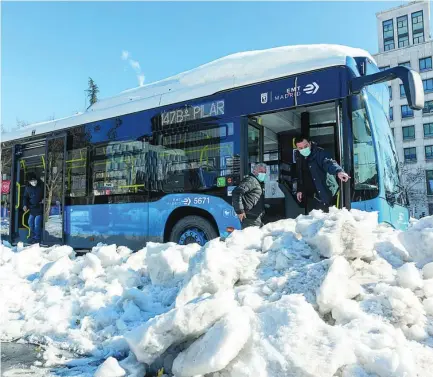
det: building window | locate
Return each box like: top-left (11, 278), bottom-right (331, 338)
top-left (389, 107), bottom-right (393, 121)
top-left (427, 170), bottom-right (433, 195)
top-left (412, 11), bottom-right (424, 31)
top-left (403, 125), bottom-right (415, 140)
top-left (424, 123), bottom-right (433, 137)
top-left (379, 65), bottom-right (390, 71)
top-left (400, 84), bottom-right (406, 98)
top-left (397, 15), bottom-right (409, 35)
top-left (398, 35), bottom-right (410, 48)
top-left (423, 79), bottom-right (433, 93)
top-left (383, 19), bottom-right (395, 51)
top-left (426, 145), bottom-right (433, 160)
top-left (419, 57), bottom-right (432, 71)
top-left (398, 61), bottom-right (411, 68)
top-left (384, 40), bottom-right (395, 51)
top-left (404, 147), bottom-right (417, 162)
top-left (389, 86), bottom-right (392, 100)
top-left (423, 100), bottom-right (433, 114)
top-left (412, 11), bottom-right (424, 44)
top-left (413, 32), bottom-right (425, 44)
top-left (401, 105), bottom-right (414, 118)
top-left (391, 128), bottom-right (395, 137)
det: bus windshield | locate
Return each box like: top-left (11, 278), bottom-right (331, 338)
top-left (352, 98), bottom-right (379, 197)
top-left (365, 87), bottom-right (404, 204)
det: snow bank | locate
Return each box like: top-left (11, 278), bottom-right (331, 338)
top-left (399, 216), bottom-right (433, 266)
top-left (172, 306), bottom-right (253, 377)
top-left (125, 291), bottom-right (238, 364)
top-left (1, 209), bottom-right (433, 377)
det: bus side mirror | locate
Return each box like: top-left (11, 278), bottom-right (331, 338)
top-left (351, 66), bottom-right (424, 110)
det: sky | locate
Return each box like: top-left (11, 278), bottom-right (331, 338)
top-left (0, 1), bottom-right (419, 130)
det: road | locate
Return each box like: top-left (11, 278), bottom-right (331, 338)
top-left (1, 342), bottom-right (52, 376)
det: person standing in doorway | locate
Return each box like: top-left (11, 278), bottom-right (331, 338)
top-left (295, 136), bottom-right (350, 213)
top-left (23, 172), bottom-right (44, 244)
top-left (232, 163), bottom-right (267, 229)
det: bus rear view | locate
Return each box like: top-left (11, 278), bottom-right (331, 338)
top-left (0, 45), bottom-right (424, 248)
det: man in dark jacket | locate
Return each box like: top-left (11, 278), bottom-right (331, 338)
top-left (23, 172), bottom-right (44, 243)
top-left (232, 163), bottom-right (267, 229)
top-left (295, 136), bottom-right (350, 213)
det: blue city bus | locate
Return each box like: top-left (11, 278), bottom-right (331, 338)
top-left (0, 45), bottom-right (424, 248)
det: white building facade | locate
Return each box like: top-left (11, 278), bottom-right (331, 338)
top-left (374, 1), bottom-right (433, 217)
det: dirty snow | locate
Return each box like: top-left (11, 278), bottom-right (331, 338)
top-left (1, 208), bottom-right (433, 377)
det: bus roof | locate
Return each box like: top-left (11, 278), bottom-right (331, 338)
top-left (2, 44), bottom-right (373, 143)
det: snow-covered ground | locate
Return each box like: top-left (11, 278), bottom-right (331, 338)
top-left (1, 208), bottom-right (433, 377)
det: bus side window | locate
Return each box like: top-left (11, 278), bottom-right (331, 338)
top-left (91, 140), bottom-right (149, 196)
top-left (153, 122), bottom-right (236, 193)
top-left (66, 147), bottom-right (88, 197)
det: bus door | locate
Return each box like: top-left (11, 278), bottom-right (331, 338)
top-left (42, 135), bottom-right (66, 245)
top-left (245, 119), bottom-right (264, 169)
top-left (308, 122), bottom-right (342, 208)
top-left (10, 141), bottom-right (46, 244)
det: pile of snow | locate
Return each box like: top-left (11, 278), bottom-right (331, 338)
top-left (1, 208), bottom-right (433, 377)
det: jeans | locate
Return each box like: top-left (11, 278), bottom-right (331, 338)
top-left (28, 214), bottom-right (42, 242)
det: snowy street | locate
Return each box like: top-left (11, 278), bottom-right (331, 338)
top-left (1, 208), bottom-right (433, 377)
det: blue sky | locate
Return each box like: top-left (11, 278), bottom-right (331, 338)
top-left (1, 1), bottom-right (415, 130)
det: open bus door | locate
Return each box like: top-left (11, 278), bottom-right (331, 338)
top-left (10, 142), bottom-right (46, 244)
top-left (10, 135), bottom-right (66, 245)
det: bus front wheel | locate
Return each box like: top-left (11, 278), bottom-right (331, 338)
top-left (169, 216), bottom-right (218, 246)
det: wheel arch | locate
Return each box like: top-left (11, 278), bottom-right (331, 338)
top-left (163, 206), bottom-right (219, 243)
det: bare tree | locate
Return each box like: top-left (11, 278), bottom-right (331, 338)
top-left (16, 118), bottom-right (29, 129)
top-left (399, 162), bottom-right (428, 216)
top-left (44, 138), bottom-right (64, 225)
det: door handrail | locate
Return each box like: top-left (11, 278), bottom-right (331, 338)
top-left (15, 182), bottom-right (21, 209)
top-left (22, 209), bottom-right (30, 239)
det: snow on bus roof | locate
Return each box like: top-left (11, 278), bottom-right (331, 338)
top-left (2, 44), bottom-right (373, 143)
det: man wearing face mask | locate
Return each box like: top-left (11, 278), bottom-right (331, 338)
top-left (295, 136), bottom-right (350, 213)
top-left (23, 172), bottom-right (44, 244)
top-left (232, 163), bottom-right (267, 229)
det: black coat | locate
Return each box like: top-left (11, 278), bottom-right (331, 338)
top-left (23, 182), bottom-right (44, 216)
top-left (232, 174), bottom-right (264, 220)
top-left (296, 143), bottom-right (342, 205)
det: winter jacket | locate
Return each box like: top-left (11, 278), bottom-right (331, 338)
top-left (23, 181), bottom-right (44, 216)
top-left (232, 174), bottom-right (264, 220)
top-left (296, 143), bottom-right (342, 205)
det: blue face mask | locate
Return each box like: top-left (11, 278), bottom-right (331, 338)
top-left (257, 172), bottom-right (267, 182)
top-left (299, 147), bottom-right (311, 157)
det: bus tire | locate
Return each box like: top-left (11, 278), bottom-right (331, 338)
top-left (169, 215), bottom-right (218, 246)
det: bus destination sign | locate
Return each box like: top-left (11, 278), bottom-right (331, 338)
top-left (161, 99), bottom-right (225, 126)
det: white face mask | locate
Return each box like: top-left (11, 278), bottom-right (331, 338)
top-left (30, 180), bottom-right (37, 187)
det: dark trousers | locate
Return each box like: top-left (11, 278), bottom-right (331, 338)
top-left (305, 195), bottom-right (331, 214)
top-left (241, 216), bottom-right (263, 229)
